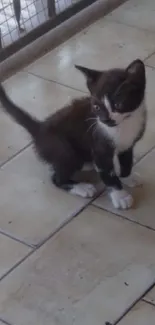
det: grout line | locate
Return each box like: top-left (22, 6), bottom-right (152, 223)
top-left (111, 280), bottom-right (155, 325)
top-left (0, 142), bottom-right (32, 170)
top-left (36, 202), bottom-right (92, 248)
top-left (0, 229), bottom-right (35, 248)
top-left (0, 249), bottom-right (35, 283)
top-left (92, 202), bottom-right (155, 232)
top-left (142, 298), bottom-right (155, 307)
top-left (135, 145), bottom-right (155, 165)
top-left (0, 318), bottom-right (14, 325)
top-left (144, 52), bottom-right (155, 63)
top-left (36, 188), bottom-right (104, 248)
top-left (28, 71), bottom-right (88, 94)
top-left (145, 63), bottom-right (155, 69)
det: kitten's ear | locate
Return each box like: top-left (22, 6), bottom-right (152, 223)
top-left (75, 65), bottom-right (102, 92)
top-left (126, 59), bottom-right (145, 83)
top-left (75, 65), bottom-right (101, 81)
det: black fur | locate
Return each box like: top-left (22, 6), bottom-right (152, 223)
top-left (119, 149), bottom-right (133, 178)
top-left (0, 86), bottom-right (40, 137)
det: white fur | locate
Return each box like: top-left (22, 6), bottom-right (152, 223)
top-left (103, 95), bottom-right (131, 125)
top-left (122, 172), bottom-right (142, 188)
top-left (98, 99), bottom-right (146, 153)
top-left (110, 189), bottom-right (133, 209)
top-left (70, 183), bottom-right (97, 198)
top-left (103, 96), bottom-right (112, 114)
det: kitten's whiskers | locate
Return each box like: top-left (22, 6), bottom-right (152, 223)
top-left (86, 118), bottom-right (97, 134)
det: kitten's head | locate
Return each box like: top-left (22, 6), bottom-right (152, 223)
top-left (75, 59), bottom-right (146, 127)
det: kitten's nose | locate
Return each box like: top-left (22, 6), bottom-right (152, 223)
top-left (104, 119), bottom-right (116, 127)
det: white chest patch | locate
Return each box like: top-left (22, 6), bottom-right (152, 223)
top-left (98, 101), bottom-right (146, 153)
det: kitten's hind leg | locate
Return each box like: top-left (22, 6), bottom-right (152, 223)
top-left (50, 139), bottom-right (97, 198)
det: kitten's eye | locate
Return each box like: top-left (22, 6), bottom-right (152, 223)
top-left (93, 104), bottom-right (100, 111)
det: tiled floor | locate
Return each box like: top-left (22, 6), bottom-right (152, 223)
top-left (1, 0), bottom-right (155, 324)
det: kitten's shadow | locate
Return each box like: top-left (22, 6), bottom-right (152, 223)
top-left (73, 170), bottom-right (104, 193)
top-left (73, 170), bottom-right (100, 184)
top-left (126, 181), bottom-right (149, 209)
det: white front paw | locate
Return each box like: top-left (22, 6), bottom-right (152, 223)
top-left (122, 172), bottom-right (142, 188)
top-left (110, 189), bottom-right (133, 209)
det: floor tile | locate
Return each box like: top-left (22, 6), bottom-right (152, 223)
top-left (143, 286), bottom-right (155, 304)
top-left (118, 301), bottom-right (155, 325)
top-left (4, 71), bottom-right (83, 120)
top-left (0, 71), bottom-right (83, 166)
top-left (0, 146), bottom-right (95, 246)
top-left (0, 108), bottom-right (27, 167)
top-left (135, 66), bottom-right (155, 160)
top-left (0, 206), bottom-right (155, 325)
top-left (106, 0), bottom-right (155, 32)
top-left (145, 53), bottom-right (155, 68)
top-left (0, 233), bottom-right (30, 279)
top-left (25, 21), bottom-right (155, 91)
top-left (94, 148), bottom-right (155, 229)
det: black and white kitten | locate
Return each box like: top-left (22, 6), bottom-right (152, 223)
top-left (0, 59), bottom-right (146, 209)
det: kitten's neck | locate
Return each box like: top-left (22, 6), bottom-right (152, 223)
top-left (97, 100), bottom-right (146, 152)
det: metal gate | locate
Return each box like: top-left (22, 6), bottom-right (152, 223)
top-left (0, 0), bottom-right (97, 62)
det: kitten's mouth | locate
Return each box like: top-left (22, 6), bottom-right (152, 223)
top-left (124, 113), bottom-right (131, 120)
top-left (103, 113), bottom-right (131, 127)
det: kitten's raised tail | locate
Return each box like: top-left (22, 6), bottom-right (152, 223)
top-left (0, 83), bottom-right (40, 138)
